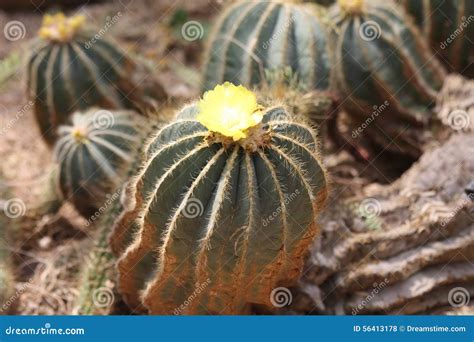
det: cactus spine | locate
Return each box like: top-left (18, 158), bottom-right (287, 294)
top-left (27, 13), bottom-right (166, 145)
top-left (53, 108), bottom-right (142, 218)
top-left (398, 0), bottom-right (474, 77)
top-left (202, 1), bottom-right (333, 93)
top-left (112, 83), bottom-right (327, 314)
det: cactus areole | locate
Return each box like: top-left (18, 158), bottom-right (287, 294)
top-left (112, 83), bottom-right (328, 314)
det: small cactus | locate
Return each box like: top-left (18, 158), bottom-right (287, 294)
top-left (112, 83), bottom-right (328, 314)
top-left (330, 0), bottom-right (446, 123)
top-left (202, 1), bottom-right (333, 93)
top-left (27, 13), bottom-right (166, 145)
top-left (53, 108), bottom-right (142, 218)
top-left (398, 0), bottom-right (474, 77)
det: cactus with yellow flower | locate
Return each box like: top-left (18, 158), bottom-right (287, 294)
top-left (27, 13), bottom-right (166, 145)
top-left (53, 108), bottom-right (144, 218)
top-left (110, 83), bottom-right (328, 314)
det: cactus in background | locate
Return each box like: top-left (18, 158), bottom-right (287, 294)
top-left (398, 0), bottom-right (474, 77)
top-left (53, 108), bottom-right (142, 218)
top-left (112, 83), bottom-right (328, 314)
top-left (202, 1), bottom-right (333, 93)
top-left (330, 0), bottom-right (446, 123)
top-left (27, 13), bottom-right (166, 145)
top-left (329, 0), bottom-right (446, 159)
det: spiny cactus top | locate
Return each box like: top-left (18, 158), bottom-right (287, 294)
top-left (54, 108), bottom-right (142, 218)
top-left (397, 0), bottom-right (474, 77)
top-left (27, 13), bottom-right (166, 145)
top-left (202, 1), bottom-right (333, 93)
top-left (112, 83), bottom-right (328, 314)
top-left (330, 0), bottom-right (446, 124)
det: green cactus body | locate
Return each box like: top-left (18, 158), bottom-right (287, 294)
top-left (112, 103), bottom-right (327, 314)
top-left (27, 14), bottom-right (165, 145)
top-left (202, 1), bottom-right (332, 93)
top-left (398, 0), bottom-right (474, 77)
top-left (330, 0), bottom-right (446, 124)
top-left (53, 108), bottom-right (141, 218)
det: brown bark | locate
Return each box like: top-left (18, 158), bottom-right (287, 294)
top-left (292, 133), bottom-right (474, 315)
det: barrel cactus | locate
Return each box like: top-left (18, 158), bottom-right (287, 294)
top-left (53, 108), bottom-right (142, 218)
top-left (202, 1), bottom-right (333, 93)
top-left (330, 0), bottom-right (446, 122)
top-left (112, 83), bottom-right (328, 314)
top-left (329, 0), bottom-right (446, 159)
top-left (398, 0), bottom-right (474, 77)
top-left (27, 13), bottom-right (166, 145)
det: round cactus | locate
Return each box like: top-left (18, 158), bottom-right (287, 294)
top-left (53, 108), bottom-right (142, 218)
top-left (202, 1), bottom-right (333, 93)
top-left (397, 0), bottom-right (474, 77)
top-left (112, 83), bottom-right (328, 314)
top-left (330, 0), bottom-right (446, 123)
top-left (27, 13), bottom-right (166, 145)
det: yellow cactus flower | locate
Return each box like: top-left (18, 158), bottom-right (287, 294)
top-left (39, 13), bottom-right (86, 42)
top-left (338, 0), bottom-right (364, 15)
top-left (197, 83), bottom-right (263, 141)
